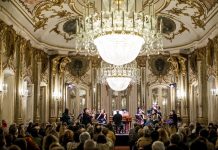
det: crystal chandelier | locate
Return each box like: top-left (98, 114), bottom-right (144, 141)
top-left (98, 60), bottom-right (140, 91)
top-left (77, 0), bottom-right (163, 65)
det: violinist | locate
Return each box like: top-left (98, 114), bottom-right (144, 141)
top-left (96, 109), bottom-right (107, 124)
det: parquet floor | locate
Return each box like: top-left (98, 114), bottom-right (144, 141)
top-left (114, 146), bottom-right (130, 150)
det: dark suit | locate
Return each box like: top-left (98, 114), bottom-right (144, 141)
top-left (113, 113), bottom-right (123, 133)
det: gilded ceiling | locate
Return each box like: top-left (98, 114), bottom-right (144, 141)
top-left (0, 0), bottom-right (218, 53)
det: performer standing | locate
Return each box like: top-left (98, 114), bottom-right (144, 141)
top-left (169, 110), bottom-right (178, 127)
top-left (113, 111), bottom-right (123, 133)
top-left (81, 108), bottom-right (92, 125)
top-left (60, 108), bottom-right (71, 125)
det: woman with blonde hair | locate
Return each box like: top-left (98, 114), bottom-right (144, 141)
top-left (157, 128), bottom-right (170, 147)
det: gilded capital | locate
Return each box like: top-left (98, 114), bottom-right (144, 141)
top-left (59, 57), bottom-right (71, 73)
top-left (91, 57), bottom-right (101, 68)
top-left (177, 56), bottom-right (187, 76)
top-left (167, 56), bottom-right (179, 78)
top-left (52, 56), bottom-right (62, 76)
top-left (196, 47), bottom-right (206, 61)
top-left (136, 56), bottom-right (147, 67)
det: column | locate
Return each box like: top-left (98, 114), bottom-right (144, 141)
top-left (170, 85), bottom-right (176, 111)
top-left (186, 55), bottom-right (191, 123)
top-left (33, 55), bottom-right (41, 123)
top-left (59, 57), bottom-right (71, 117)
top-left (101, 85), bottom-right (110, 121)
top-left (91, 58), bottom-right (101, 111)
top-left (49, 56), bottom-right (60, 123)
top-left (14, 37), bottom-right (23, 124)
top-left (136, 56), bottom-right (147, 110)
top-left (197, 60), bottom-right (203, 118)
top-left (128, 85), bottom-right (137, 117)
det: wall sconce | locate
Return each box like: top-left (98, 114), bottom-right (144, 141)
top-left (169, 83), bottom-right (176, 88)
top-left (20, 81), bottom-right (29, 97)
top-left (177, 89), bottom-right (186, 101)
top-left (162, 99), bottom-right (167, 105)
top-left (0, 83), bottom-right (8, 93)
top-left (0, 82), bottom-right (7, 94)
top-left (211, 89), bottom-right (218, 96)
top-left (20, 89), bottom-right (29, 97)
top-left (53, 91), bottom-right (62, 101)
top-left (93, 87), bottom-right (96, 93)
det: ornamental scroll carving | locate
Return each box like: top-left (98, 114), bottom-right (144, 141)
top-left (52, 56), bottom-right (62, 76)
top-left (24, 40), bottom-right (33, 69)
top-left (167, 55), bottom-right (187, 78)
top-left (4, 26), bottom-right (16, 59)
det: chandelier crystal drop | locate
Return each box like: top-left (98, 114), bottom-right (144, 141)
top-left (98, 60), bottom-right (140, 91)
top-left (77, 0), bottom-right (163, 65)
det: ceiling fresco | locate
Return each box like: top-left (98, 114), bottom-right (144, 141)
top-left (0, 0), bottom-right (218, 53)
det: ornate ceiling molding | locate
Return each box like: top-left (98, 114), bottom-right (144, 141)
top-left (0, 0), bottom-right (218, 54)
top-left (166, 0), bottom-right (218, 29)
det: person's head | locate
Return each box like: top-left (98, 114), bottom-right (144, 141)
top-left (170, 110), bottom-right (175, 115)
top-left (152, 141), bottom-right (165, 150)
top-left (7, 145), bottom-right (21, 150)
top-left (170, 133), bottom-right (181, 145)
top-left (62, 130), bottom-right (73, 144)
top-left (190, 137), bottom-right (207, 150)
top-left (151, 130), bottom-right (159, 142)
top-left (116, 111), bottom-right (119, 114)
top-left (84, 139), bottom-right (97, 150)
top-left (106, 123), bottom-right (113, 131)
top-left (97, 135), bottom-right (107, 144)
top-left (5, 134), bottom-right (14, 147)
top-left (209, 129), bottom-right (217, 138)
top-left (49, 142), bottom-right (64, 150)
top-left (79, 132), bottom-right (91, 143)
top-left (14, 138), bottom-right (27, 150)
top-left (94, 125), bottom-right (102, 134)
top-left (9, 124), bottom-right (18, 137)
top-left (31, 127), bottom-right (39, 137)
top-left (84, 108), bottom-right (88, 113)
top-left (199, 128), bottom-right (209, 139)
top-left (144, 128), bottom-right (151, 138)
top-left (18, 125), bottom-right (25, 137)
top-left (64, 108), bottom-right (69, 114)
top-left (101, 109), bottom-right (105, 113)
top-left (138, 128), bottom-right (144, 138)
top-left (189, 122), bottom-right (195, 131)
top-left (42, 134), bottom-right (59, 150)
top-left (0, 127), bottom-right (5, 147)
top-left (102, 127), bottom-right (109, 136)
top-left (158, 128), bottom-right (169, 142)
top-left (1, 120), bottom-right (7, 128)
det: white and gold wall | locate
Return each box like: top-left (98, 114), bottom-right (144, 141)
top-left (0, 20), bottom-right (218, 125)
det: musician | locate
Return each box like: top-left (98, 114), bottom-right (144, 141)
top-left (169, 110), bottom-right (178, 127)
top-left (113, 111), bottom-right (123, 133)
top-left (136, 107), bottom-right (145, 125)
top-left (60, 108), bottom-right (71, 125)
top-left (81, 108), bottom-right (92, 125)
top-left (97, 109), bottom-right (107, 124)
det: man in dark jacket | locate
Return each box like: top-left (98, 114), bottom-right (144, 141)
top-left (113, 111), bottom-right (123, 133)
